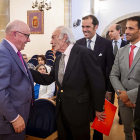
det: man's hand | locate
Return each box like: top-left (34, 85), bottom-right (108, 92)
top-left (132, 129), bottom-right (136, 140)
top-left (95, 111), bottom-right (106, 121)
top-left (117, 90), bottom-right (129, 103)
top-left (12, 115), bottom-right (25, 133)
top-left (125, 101), bottom-right (136, 108)
top-left (105, 92), bottom-right (112, 102)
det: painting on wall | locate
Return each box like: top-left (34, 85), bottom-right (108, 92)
top-left (27, 10), bottom-right (44, 34)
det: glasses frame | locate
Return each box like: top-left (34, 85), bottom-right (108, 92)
top-left (16, 31), bottom-right (30, 39)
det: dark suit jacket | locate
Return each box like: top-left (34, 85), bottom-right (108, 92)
top-left (120, 39), bottom-right (127, 48)
top-left (0, 39), bottom-right (34, 134)
top-left (30, 43), bottom-right (105, 126)
top-left (76, 34), bottom-right (114, 92)
top-left (134, 85), bottom-right (140, 135)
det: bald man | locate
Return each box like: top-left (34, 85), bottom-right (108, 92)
top-left (0, 20), bottom-right (34, 140)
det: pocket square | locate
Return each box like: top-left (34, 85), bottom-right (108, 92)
top-left (99, 53), bottom-right (102, 56)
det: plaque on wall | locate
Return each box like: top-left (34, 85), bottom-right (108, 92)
top-left (27, 10), bottom-right (44, 34)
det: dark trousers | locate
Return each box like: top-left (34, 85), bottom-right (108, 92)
top-left (0, 130), bottom-right (25, 140)
top-left (57, 106), bottom-right (90, 140)
top-left (93, 130), bottom-right (103, 140)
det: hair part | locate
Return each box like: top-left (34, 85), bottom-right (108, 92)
top-left (82, 15), bottom-right (99, 26)
top-left (56, 26), bottom-right (76, 44)
top-left (127, 16), bottom-right (140, 29)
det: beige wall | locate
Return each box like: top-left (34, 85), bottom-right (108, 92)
top-left (0, 0), bottom-right (10, 42)
top-left (10, 0), bottom-right (64, 57)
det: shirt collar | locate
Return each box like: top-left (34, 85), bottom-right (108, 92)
top-left (113, 38), bottom-right (121, 43)
top-left (86, 33), bottom-right (97, 43)
top-left (4, 38), bottom-right (18, 53)
top-left (63, 43), bottom-right (74, 56)
top-left (130, 41), bottom-right (140, 48)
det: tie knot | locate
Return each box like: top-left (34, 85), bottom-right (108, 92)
top-left (61, 54), bottom-right (65, 59)
top-left (114, 41), bottom-right (117, 44)
top-left (131, 45), bottom-right (136, 50)
top-left (88, 40), bottom-right (92, 43)
top-left (17, 51), bottom-right (22, 57)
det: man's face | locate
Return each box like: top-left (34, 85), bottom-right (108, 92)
top-left (125, 20), bottom-right (140, 44)
top-left (23, 55), bottom-right (28, 63)
top-left (82, 18), bottom-right (98, 40)
top-left (15, 26), bottom-right (30, 51)
top-left (50, 29), bottom-right (65, 52)
top-left (109, 25), bottom-right (120, 40)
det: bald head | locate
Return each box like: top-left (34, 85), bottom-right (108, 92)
top-left (109, 24), bottom-right (121, 41)
top-left (5, 20), bottom-right (30, 34)
top-left (5, 20), bottom-right (30, 51)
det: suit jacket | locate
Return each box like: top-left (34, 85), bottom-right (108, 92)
top-left (120, 39), bottom-right (127, 48)
top-left (134, 85), bottom-right (140, 135)
top-left (30, 43), bottom-right (105, 126)
top-left (0, 39), bottom-right (34, 134)
top-left (110, 44), bottom-right (140, 106)
top-left (76, 34), bottom-right (114, 92)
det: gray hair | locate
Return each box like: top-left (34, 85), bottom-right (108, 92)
top-left (56, 26), bottom-right (76, 44)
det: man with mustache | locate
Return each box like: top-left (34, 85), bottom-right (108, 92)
top-left (110, 16), bottom-right (140, 140)
top-left (76, 15), bottom-right (114, 140)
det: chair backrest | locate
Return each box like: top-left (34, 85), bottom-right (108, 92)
top-left (28, 59), bottom-right (38, 67)
top-left (46, 60), bottom-right (54, 67)
top-left (31, 55), bottom-right (38, 59)
top-left (26, 99), bottom-right (56, 139)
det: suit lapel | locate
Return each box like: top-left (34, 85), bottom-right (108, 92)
top-left (2, 39), bottom-right (28, 77)
top-left (128, 47), bottom-right (140, 75)
top-left (55, 55), bottom-right (61, 87)
top-left (62, 44), bottom-right (79, 87)
top-left (94, 34), bottom-right (102, 56)
top-left (124, 45), bottom-right (130, 74)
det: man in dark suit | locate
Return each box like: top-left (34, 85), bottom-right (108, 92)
top-left (0, 20), bottom-right (34, 140)
top-left (30, 26), bottom-right (106, 140)
top-left (109, 24), bottom-right (127, 125)
top-left (76, 15), bottom-right (114, 140)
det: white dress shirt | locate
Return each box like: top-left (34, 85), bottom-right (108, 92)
top-left (129, 41), bottom-right (140, 59)
top-left (112, 38), bottom-right (122, 50)
top-left (86, 33), bottom-right (97, 50)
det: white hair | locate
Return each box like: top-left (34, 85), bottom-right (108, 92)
top-left (56, 26), bottom-right (76, 44)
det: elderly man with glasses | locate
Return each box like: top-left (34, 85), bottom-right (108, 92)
top-left (0, 20), bottom-right (34, 140)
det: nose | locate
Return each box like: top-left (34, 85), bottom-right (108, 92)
top-left (28, 37), bottom-right (31, 42)
top-left (50, 39), bottom-right (53, 44)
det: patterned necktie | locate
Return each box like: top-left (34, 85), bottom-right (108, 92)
top-left (17, 51), bottom-right (27, 72)
top-left (58, 54), bottom-right (65, 86)
top-left (114, 41), bottom-right (118, 56)
top-left (87, 40), bottom-right (92, 49)
top-left (129, 45), bottom-right (136, 68)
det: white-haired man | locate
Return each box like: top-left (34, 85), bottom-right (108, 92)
top-left (30, 26), bottom-right (106, 140)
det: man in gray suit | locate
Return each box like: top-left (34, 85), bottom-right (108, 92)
top-left (0, 20), bottom-right (34, 140)
top-left (110, 16), bottom-right (140, 140)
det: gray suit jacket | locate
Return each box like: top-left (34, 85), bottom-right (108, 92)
top-left (0, 39), bottom-right (34, 134)
top-left (110, 44), bottom-right (140, 106)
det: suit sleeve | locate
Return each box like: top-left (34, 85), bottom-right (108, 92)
top-left (110, 50), bottom-right (126, 94)
top-left (83, 49), bottom-right (106, 112)
top-left (30, 61), bottom-right (55, 85)
top-left (0, 51), bottom-right (18, 122)
top-left (106, 41), bottom-right (115, 92)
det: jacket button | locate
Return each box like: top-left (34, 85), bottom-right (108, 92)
top-left (58, 99), bottom-right (60, 101)
top-left (128, 78), bottom-right (130, 80)
top-left (28, 87), bottom-right (32, 90)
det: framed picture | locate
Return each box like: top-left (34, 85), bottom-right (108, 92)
top-left (27, 10), bottom-right (44, 34)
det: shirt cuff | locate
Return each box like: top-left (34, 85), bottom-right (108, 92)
top-left (10, 114), bottom-right (19, 123)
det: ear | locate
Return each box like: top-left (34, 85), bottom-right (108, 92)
top-left (94, 25), bottom-right (98, 31)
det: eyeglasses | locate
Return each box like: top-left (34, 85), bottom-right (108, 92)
top-left (16, 31), bottom-right (30, 39)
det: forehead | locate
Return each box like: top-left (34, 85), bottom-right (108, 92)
top-left (82, 18), bottom-right (93, 25)
top-left (109, 25), bottom-right (116, 31)
top-left (52, 29), bottom-right (60, 37)
top-left (126, 20), bottom-right (138, 28)
top-left (39, 65), bottom-right (45, 69)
